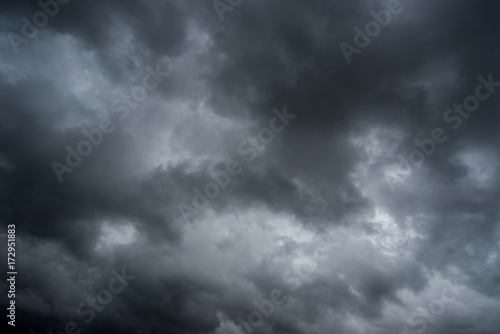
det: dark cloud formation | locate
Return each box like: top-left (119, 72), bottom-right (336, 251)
top-left (0, 0), bottom-right (499, 333)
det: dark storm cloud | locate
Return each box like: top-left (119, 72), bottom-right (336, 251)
top-left (1, 0), bottom-right (500, 333)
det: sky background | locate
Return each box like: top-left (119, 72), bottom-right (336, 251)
top-left (0, 0), bottom-right (500, 333)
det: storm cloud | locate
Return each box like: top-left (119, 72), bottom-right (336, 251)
top-left (0, 0), bottom-right (499, 333)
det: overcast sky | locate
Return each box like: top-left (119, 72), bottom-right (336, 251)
top-left (1, 0), bottom-right (500, 333)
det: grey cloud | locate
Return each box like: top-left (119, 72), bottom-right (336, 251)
top-left (1, 0), bottom-right (500, 333)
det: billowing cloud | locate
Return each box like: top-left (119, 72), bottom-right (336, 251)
top-left (1, 0), bottom-right (499, 333)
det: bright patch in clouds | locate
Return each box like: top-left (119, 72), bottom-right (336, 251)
top-left (95, 221), bottom-right (138, 252)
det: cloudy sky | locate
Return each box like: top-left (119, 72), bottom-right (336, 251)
top-left (1, 0), bottom-right (500, 333)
